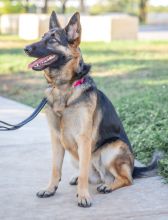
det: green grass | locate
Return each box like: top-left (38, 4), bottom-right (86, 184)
top-left (0, 36), bottom-right (168, 181)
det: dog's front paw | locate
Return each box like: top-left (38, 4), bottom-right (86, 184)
top-left (77, 192), bottom-right (92, 208)
top-left (36, 186), bottom-right (58, 198)
top-left (97, 184), bottom-right (112, 194)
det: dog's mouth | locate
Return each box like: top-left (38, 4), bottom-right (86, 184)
top-left (28, 54), bottom-right (58, 71)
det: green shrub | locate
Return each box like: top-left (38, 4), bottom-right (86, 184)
top-left (117, 85), bottom-right (168, 181)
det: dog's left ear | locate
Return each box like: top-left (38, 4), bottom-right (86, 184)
top-left (65, 12), bottom-right (81, 46)
top-left (49, 11), bottom-right (61, 30)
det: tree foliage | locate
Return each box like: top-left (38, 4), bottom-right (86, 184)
top-left (89, 0), bottom-right (149, 23)
top-left (0, 0), bottom-right (25, 14)
top-left (0, 0), bottom-right (160, 23)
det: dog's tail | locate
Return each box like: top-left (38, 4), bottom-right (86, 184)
top-left (132, 151), bottom-right (163, 178)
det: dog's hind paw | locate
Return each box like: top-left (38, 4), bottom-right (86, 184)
top-left (69, 176), bottom-right (78, 185)
top-left (36, 186), bottom-right (57, 198)
top-left (97, 184), bottom-right (112, 194)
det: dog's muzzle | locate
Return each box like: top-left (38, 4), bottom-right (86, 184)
top-left (24, 45), bottom-right (34, 55)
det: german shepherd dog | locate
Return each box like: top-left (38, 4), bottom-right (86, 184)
top-left (25, 12), bottom-right (159, 208)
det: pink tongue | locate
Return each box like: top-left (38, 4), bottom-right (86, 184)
top-left (28, 55), bottom-right (56, 69)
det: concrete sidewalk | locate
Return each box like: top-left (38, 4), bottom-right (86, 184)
top-left (0, 97), bottom-right (168, 220)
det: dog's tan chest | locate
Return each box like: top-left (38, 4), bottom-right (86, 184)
top-left (45, 101), bottom-right (80, 159)
top-left (45, 87), bottom-right (67, 117)
top-left (45, 84), bottom-right (98, 161)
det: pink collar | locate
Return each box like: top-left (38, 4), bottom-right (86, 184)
top-left (73, 77), bottom-right (85, 88)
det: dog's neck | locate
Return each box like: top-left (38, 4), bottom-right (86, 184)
top-left (44, 69), bottom-right (94, 118)
top-left (44, 58), bottom-right (92, 116)
top-left (44, 59), bottom-right (91, 90)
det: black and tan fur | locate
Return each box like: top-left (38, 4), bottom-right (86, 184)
top-left (25, 12), bottom-right (159, 208)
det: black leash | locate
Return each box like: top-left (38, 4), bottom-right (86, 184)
top-left (0, 97), bottom-right (47, 131)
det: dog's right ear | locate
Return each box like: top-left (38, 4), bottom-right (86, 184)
top-left (49, 11), bottom-right (61, 30)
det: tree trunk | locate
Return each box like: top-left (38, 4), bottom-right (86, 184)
top-left (42, 0), bottom-right (48, 13)
top-left (139, 0), bottom-right (148, 23)
top-left (60, 0), bottom-right (67, 14)
top-left (80, 0), bottom-right (85, 13)
top-left (25, 0), bottom-right (29, 13)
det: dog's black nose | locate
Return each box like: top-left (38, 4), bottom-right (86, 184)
top-left (24, 46), bottom-right (34, 54)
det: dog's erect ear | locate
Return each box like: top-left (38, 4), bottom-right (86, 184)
top-left (49, 11), bottom-right (61, 30)
top-left (65, 12), bottom-right (81, 46)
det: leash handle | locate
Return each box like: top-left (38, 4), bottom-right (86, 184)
top-left (0, 98), bottom-right (47, 131)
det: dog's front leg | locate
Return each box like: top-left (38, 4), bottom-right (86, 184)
top-left (37, 129), bottom-right (65, 198)
top-left (77, 136), bottom-right (92, 207)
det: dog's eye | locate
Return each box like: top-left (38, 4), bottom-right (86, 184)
top-left (48, 38), bottom-right (57, 44)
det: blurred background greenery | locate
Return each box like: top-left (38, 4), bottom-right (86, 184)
top-left (0, 0), bottom-right (168, 23)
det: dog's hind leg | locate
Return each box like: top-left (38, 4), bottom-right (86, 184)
top-left (70, 165), bottom-right (102, 185)
top-left (37, 129), bottom-right (65, 198)
top-left (97, 140), bottom-right (133, 193)
top-left (97, 163), bottom-right (133, 193)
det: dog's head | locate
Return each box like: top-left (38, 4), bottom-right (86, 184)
top-left (25, 11), bottom-right (90, 81)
